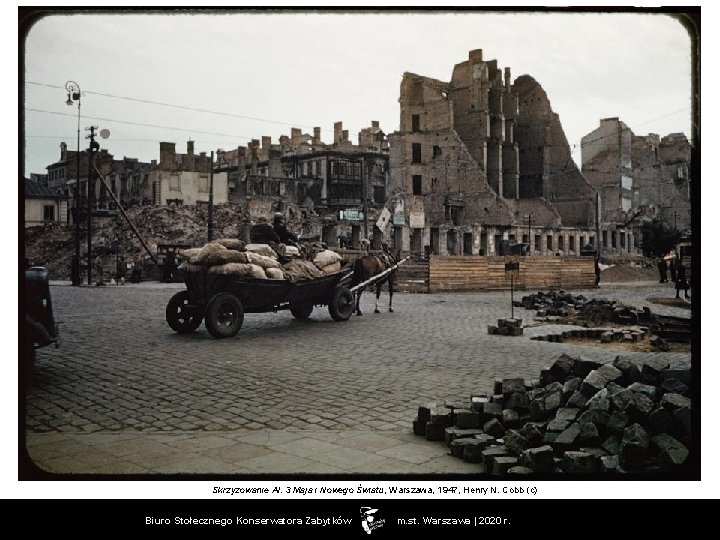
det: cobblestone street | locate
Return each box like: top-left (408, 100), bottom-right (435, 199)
top-left (24, 281), bottom-right (691, 475)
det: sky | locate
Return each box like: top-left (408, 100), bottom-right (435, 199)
top-left (21, 10), bottom-right (694, 177)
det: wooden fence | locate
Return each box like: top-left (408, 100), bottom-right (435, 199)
top-left (428, 255), bottom-right (596, 293)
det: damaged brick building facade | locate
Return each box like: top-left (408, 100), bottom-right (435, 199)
top-left (581, 118), bottom-right (691, 253)
top-left (387, 49), bottom-right (599, 257)
top-left (216, 121), bottom-right (389, 248)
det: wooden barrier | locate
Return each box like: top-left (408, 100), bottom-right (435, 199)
top-left (428, 255), bottom-right (596, 292)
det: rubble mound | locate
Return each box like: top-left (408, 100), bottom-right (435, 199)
top-left (601, 264), bottom-right (658, 283)
top-left (413, 354), bottom-right (691, 474)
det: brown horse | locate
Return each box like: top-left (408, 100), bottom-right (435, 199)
top-left (350, 247), bottom-right (397, 316)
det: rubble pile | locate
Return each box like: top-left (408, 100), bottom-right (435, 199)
top-left (179, 238), bottom-right (344, 282)
top-left (25, 203), bottom-right (259, 279)
top-left (413, 353), bottom-right (691, 474)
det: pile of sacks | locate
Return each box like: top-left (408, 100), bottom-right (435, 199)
top-left (178, 238), bottom-right (344, 282)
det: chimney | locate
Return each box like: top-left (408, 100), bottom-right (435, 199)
top-left (469, 49), bottom-right (483, 64)
top-left (250, 142), bottom-right (258, 175)
top-left (313, 127), bottom-right (322, 145)
top-left (371, 120), bottom-right (379, 128)
top-left (159, 142), bottom-right (176, 167)
top-left (187, 139), bottom-right (195, 156)
top-left (237, 146), bottom-right (246, 173)
top-left (262, 136), bottom-right (271, 149)
top-left (291, 128), bottom-right (302, 142)
top-left (342, 130), bottom-right (349, 143)
top-left (60, 142), bottom-right (67, 161)
top-left (504, 67), bottom-right (511, 90)
top-left (334, 121), bottom-right (343, 144)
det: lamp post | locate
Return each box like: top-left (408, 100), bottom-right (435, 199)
top-left (65, 81), bottom-right (82, 285)
top-left (524, 213), bottom-right (535, 255)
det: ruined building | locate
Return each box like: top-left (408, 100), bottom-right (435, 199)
top-left (216, 121), bottom-right (389, 247)
top-left (46, 142), bottom-right (151, 223)
top-left (147, 140), bottom-right (228, 207)
top-left (581, 118), bottom-right (691, 253)
top-left (387, 49), bottom-right (600, 257)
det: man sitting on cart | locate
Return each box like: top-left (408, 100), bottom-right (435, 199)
top-left (273, 212), bottom-right (299, 248)
top-left (250, 216), bottom-right (281, 245)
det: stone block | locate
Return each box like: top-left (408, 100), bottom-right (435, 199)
top-left (507, 466), bottom-right (534, 475)
top-left (520, 445), bottom-right (555, 473)
top-left (497, 327), bottom-right (510, 336)
top-left (544, 390), bottom-right (563, 415)
top-left (473, 433), bottom-right (496, 448)
top-left (555, 408), bottom-right (579, 422)
top-left (445, 427), bottom-right (485, 445)
top-left (547, 419), bottom-right (570, 432)
top-left (501, 378), bottom-right (526, 395)
top-left (578, 408), bottom-right (610, 428)
top-left (425, 422), bottom-right (446, 441)
top-left (648, 407), bottom-right (679, 436)
top-left (606, 411), bottom-right (629, 434)
top-left (573, 357), bottom-right (602, 378)
top-left (412, 419), bottom-right (427, 436)
top-left (660, 378), bottom-right (689, 397)
top-left (505, 392), bottom-right (530, 411)
top-left (567, 391), bottom-right (588, 409)
top-left (555, 425), bottom-right (581, 449)
top-left (539, 369), bottom-right (556, 387)
top-left (481, 445), bottom-right (511, 468)
top-left (600, 455), bottom-right (619, 473)
top-left (449, 438), bottom-right (482, 458)
top-left (542, 431), bottom-right (558, 445)
top-left (627, 391), bottom-right (654, 422)
top-left (454, 409), bottom-right (481, 429)
top-left (492, 456), bottom-right (519, 474)
top-left (548, 354), bottom-right (576, 380)
top-left (579, 423), bottom-right (600, 446)
top-left (505, 318), bottom-right (523, 328)
top-left (493, 378), bottom-right (503, 395)
top-left (561, 451), bottom-right (597, 473)
top-left (508, 327), bottom-right (524, 336)
top-left (562, 377), bottom-right (582, 399)
top-left (581, 365), bottom-right (623, 397)
top-left (641, 358), bottom-right (671, 385)
top-left (518, 424), bottom-right (544, 446)
top-left (610, 389), bottom-right (634, 412)
top-left (649, 336), bottom-right (670, 352)
top-left (605, 382), bottom-right (625, 396)
top-left (502, 409), bottom-right (521, 428)
top-left (483, 418), bottom-right (505, 439)
top-left (470, 395), bottom-right (490, 412)
top-left (504, 429), bottom-right (530, 455)
top-left (482, 402), bottom-right (504, 422)
top-left (586, 388), bottom-right (611, 411)
top-left (429, 407), bottom-right (452, 429)
top-left (463, 442), bottom-right (488, 464)
top-left (417, 403), bottom-right (436, 425)
top-left (612, 355), bottom-right (641, 384)
top-left (600, 332), bottom-right (614, 344)
top-left (652, 433), bottom-right (689, 469)
top-left (628, 382), bottom-right (658, 401)
top-left (602, 435), bottom-right (621, 455)
top-left (487, 325), bottom-right (498, 335)
top-left (620, 423), bottom-right (650, 470)
top-left (661, 368), bottom-right (691, 386)
top-left (661, 393), bottom-right (691, 412)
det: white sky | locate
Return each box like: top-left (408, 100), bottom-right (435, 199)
top-left (22, 10), bottom-right (693, 176)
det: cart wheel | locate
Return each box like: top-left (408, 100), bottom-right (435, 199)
top-left (290, 303), bottom-right (314, 320)
top-left (205, 293), bottom-right (244, 338)
top-left (329, 286), bottom-right (354, 322)
top-left (166, 291), bottom-right (203, 333)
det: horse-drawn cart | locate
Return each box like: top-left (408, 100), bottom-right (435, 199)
top-left (166, 266), bottom-right (356, 338)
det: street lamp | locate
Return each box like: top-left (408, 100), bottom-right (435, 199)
top-left (523, 213), bottom-right (535, 256)
top-left (65, 81), bottom-right (82, 285)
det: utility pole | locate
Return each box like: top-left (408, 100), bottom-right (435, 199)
top-left (86, 126), bottom-right (98, 284)
top-left (208, 151), bottom-right (214, 243)
top-left (65, 81), bottom-right (82, 285)
top-left (524, 213), bottom-right (535, 255)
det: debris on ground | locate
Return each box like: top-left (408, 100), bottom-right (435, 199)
top-left (413, 353), bottom-right (691, 474)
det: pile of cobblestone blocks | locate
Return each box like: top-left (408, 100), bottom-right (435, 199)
top-left (487, 318), bottom-right (523, 336)
top-left (413, 354), bottom-right (691, 474)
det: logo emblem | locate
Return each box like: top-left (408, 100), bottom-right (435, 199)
top-left (360, 507), bottom-right (385, 534)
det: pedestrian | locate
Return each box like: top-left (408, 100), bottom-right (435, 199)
top-left (249, 216), bottom-right (281, 245)
top-left (94, 254), bottom-right (105, 286)
top-left (594, 252), bottom-right (601, 286)
top-left (657, 257), bottom-right (668, 283)
top-left (675, 262), bottom-right (690, 299)
top-left (272, 212), bottom-right (299, 247)
top-left (669, 257), bottom-right (677, 282)
top-left (130, 255), bottom-right (143, 284)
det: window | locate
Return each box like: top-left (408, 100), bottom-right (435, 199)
top-left (602, 231), bottom-right (607, 247)
top-left (589, 236), bottom-right (594, 246)
top-left (534, 235), bottom-right (541, 252)
top-left (522, 234), bottom-right (528, 244)
top-left (546, 235), bottom-right (553, 251)
top-left (169, 174), bottom-right (180, 191)
top-left (43, 205), bottom-right (54, 221)
top-left (558, 236), bottom-right (564, 251)
top-left (412, 175), bottom-right (422, 195)
top-left (411, 114), bottom-right (420, 132)
top-left (620, 231), bottom-right (626, 248)
top-left (611, 231), bottom-right (617, 248)
top-left (373, 185), bottom-right (385, 203)
top-left (198, 174), bottom-right (209, 192)
top-left (412, 143), bottom-right (422, 164)
top-left (433, 145), bottom-right (442, 158)
top-left (569, 235), bottom-right (575, 252)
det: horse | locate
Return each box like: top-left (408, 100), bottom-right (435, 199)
top-left (350, 245), bottom-right (398, 316)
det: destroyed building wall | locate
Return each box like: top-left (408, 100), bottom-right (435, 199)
top-left (513, 75), bottom-right (596, 228)
top-left (581, 119), bottom-right (692, 240)
top-left (388, 51), bottom-right (598, 257)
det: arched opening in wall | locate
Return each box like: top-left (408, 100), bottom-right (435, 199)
top-left (463, 232), bottom-right (473, 255)
top-left (447, 229), bottom-right (458, 256)
top-left (411, 228), bottom-right (423, 256)
top-left (430, 227), bottom-right (440, 255)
